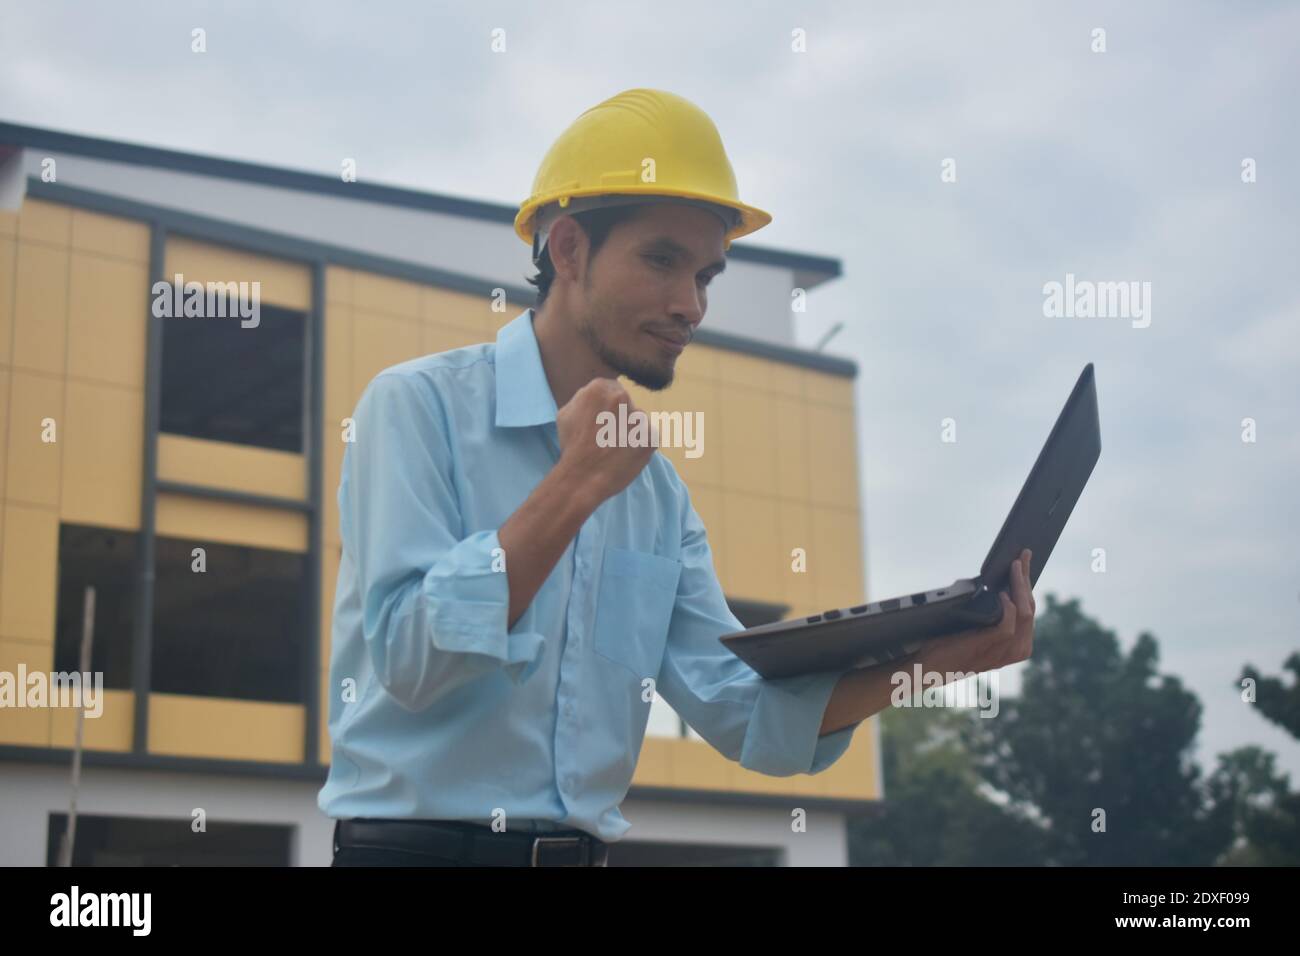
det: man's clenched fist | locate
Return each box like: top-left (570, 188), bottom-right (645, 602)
top-left (555, 378), bottom-right (658, 505)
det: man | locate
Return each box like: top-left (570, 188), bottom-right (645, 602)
top-left (320, 88), bottom-right (1036, 866)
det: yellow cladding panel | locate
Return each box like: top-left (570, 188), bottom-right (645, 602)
top-left (155, 493), bottom-right (308, 553)
top-left (716, 350), bottom-right (771, 391)
top-left (12, 241), bottom-right (69, 374)
top-left (50, 690), bottom-right (135, 752)
top-left (0, 639), bottom-right (56, 746)
top-left (350, 310), bottom-right (420, 408)
top-left (620, 377), bottom-right (658, 416)
top-left (0, 208), bottom-right (16, 236)
top-left (352, 270), bottom-right (421, 318)
top-left (421, 289), bottom-right (495, 337)
top-left (148, 693), bottom-right (305, 763)
top-left (659, 735), bottom-right (740, 791)
top-left (0, 367), bottom-right (7, 501)
top-left (715, 350), bottom-right (800, 399)
top-left (323, 303), bottom-right (353, 430)
top-left (635, 733), bottom-right (876, 800)
top-left (718, 386), bottom-right (778, 497)
top-left (631, 729), bottom-right (673, 786)
top-left (5, 370), bottom-right (63, 507)
top-left (157, 433), bottom-right (306, 502)
top-left (61, 381), bottom-right (144, 529)
top-left (320, 544), bottom-right (340, 666)
top-left (318, 667), bottom-right (331, 764)
top-left (804, 369), bottom-right (855, 408)
top-left (164, 236), bottom-right (310, 310)
top-left (773, 398), bottom-right (810, 501)
top-left (630, 738), bottom-right (686, 788)
top-left (322, 422), bottom-right (345, 547)
top-left (674, 340), bottom-right (717, 382)
top-left (720, 491), bottom-right (782, 602)
top-left (0, 236), bottom-right (14, 366)
top-left (804, 403), bottom-right (859, 509)
top-left (653, 375), bottom-right (721, 489)
top-left (777, 500), bottom-right (816, 613)
top-left (767, 361), bottom-right (803, 399)
top-left (67, 252), bottom-right (149, 388)
top-left (70, 209), bottom-right (149, 264)
top-left (325, 265), bottom-right (353, 306)
top-left (684, 484), bottom-right (724, 581)
top-left (485, 308), bottom-right (506, 337)
top-left (17, 199), bottom-right (72, 246)
top-left (423, 321), bottom-right (486, 357)
top-left (0, 503), bottom-right (60, 644)
top-left (639, 735), bottom-right (861, 798)
top-left (730, 758), bottom-right (829, 796)
top-left (811, 506), bottom-right (865, 610)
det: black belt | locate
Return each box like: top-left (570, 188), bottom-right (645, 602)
top-left (334, 818), bottom-right (609, 867)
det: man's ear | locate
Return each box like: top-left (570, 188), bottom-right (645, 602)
top-left (546, 216), bottom-right (587, 284)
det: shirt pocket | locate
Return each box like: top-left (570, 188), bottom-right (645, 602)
top-left (592, 547), bottom-right (683, 680)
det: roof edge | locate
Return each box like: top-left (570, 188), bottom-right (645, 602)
top-left (0, 120), bottom-right (843, 279)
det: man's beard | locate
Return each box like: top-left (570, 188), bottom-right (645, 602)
top-left (577, 311), bottom-right (676, 391)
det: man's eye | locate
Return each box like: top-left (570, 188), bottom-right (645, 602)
top-left (647, 254), bottom-right (672, 268)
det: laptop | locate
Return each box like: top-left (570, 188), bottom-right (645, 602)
top-left (719, 363), bottom-right (1101, 680)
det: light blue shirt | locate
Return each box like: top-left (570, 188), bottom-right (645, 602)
top-left (317, 308), bottom-right (862, 842)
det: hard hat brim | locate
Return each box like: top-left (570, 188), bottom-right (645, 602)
top-left (515, 185), bottom-right (772, 250)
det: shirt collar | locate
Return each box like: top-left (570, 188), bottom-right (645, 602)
top-left (495, 308), bottom-right (559, 428)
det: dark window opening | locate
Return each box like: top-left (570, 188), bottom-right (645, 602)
top-left (151, 535), bottom-right (306, 703)
top-left (47, 813), bottom-right (292, 866)
top-left (607, 840), bottom-right (783, 866)
top-left (54, 524), bottom-right (137, 690)
top-left (159, 297), bottom-right (306, 452)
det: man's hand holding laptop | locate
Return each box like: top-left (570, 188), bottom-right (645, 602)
top-left (818, 549), bottom-right (1036, 735)
top-left (929, 548), bottom-right (1036, 674)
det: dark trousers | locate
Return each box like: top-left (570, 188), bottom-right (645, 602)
top-left (332, 844), bottom-right (468, 866)
top-left (330, 818), bottom-right (608, 867)
top-left (331, 819), bottom-right (467, 866)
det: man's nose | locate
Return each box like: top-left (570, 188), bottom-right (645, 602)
top-left (670, 282), bottom-right (706, 327)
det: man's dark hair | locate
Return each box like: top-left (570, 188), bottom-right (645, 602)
top-left (525, 204), bottom-right (645, 308)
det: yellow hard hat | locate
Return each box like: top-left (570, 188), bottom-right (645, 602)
top-left (515, 88), bottom-right (772, 262)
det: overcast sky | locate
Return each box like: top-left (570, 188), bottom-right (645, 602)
top-left (3, 0), bottom-right (1297, 781)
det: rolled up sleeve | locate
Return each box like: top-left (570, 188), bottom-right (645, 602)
top-left (344, 371), bottom-right (545, 712)
top-left (654, 483), bottom-right (862, 776)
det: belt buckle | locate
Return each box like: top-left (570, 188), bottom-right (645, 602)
top-left (530, 835), bottom-right (589, 867)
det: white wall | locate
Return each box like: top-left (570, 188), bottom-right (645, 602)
top-left (0, 761), bottom-right (333, 867)
top-left (619, 796), bottom-right (850, 866)
top-left (0, 761), bottom-right (849, 866)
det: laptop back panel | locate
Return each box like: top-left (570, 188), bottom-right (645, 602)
top-left (977, 363), bottom-right (1101, 594)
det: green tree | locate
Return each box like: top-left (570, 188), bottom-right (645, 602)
top-left (967, 594), bottom-right (1227, 865)
top-left (1239, 652), bottom-right (1300, 738)
top-left (850, 687), bottom-right (1047, 865)
top-left (1214, 651), bottom-right (1300, 865)
top-left (1204, 746), bottom-right (1300, 865)
top-left (852, 593), bottom-right (1295, 865)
